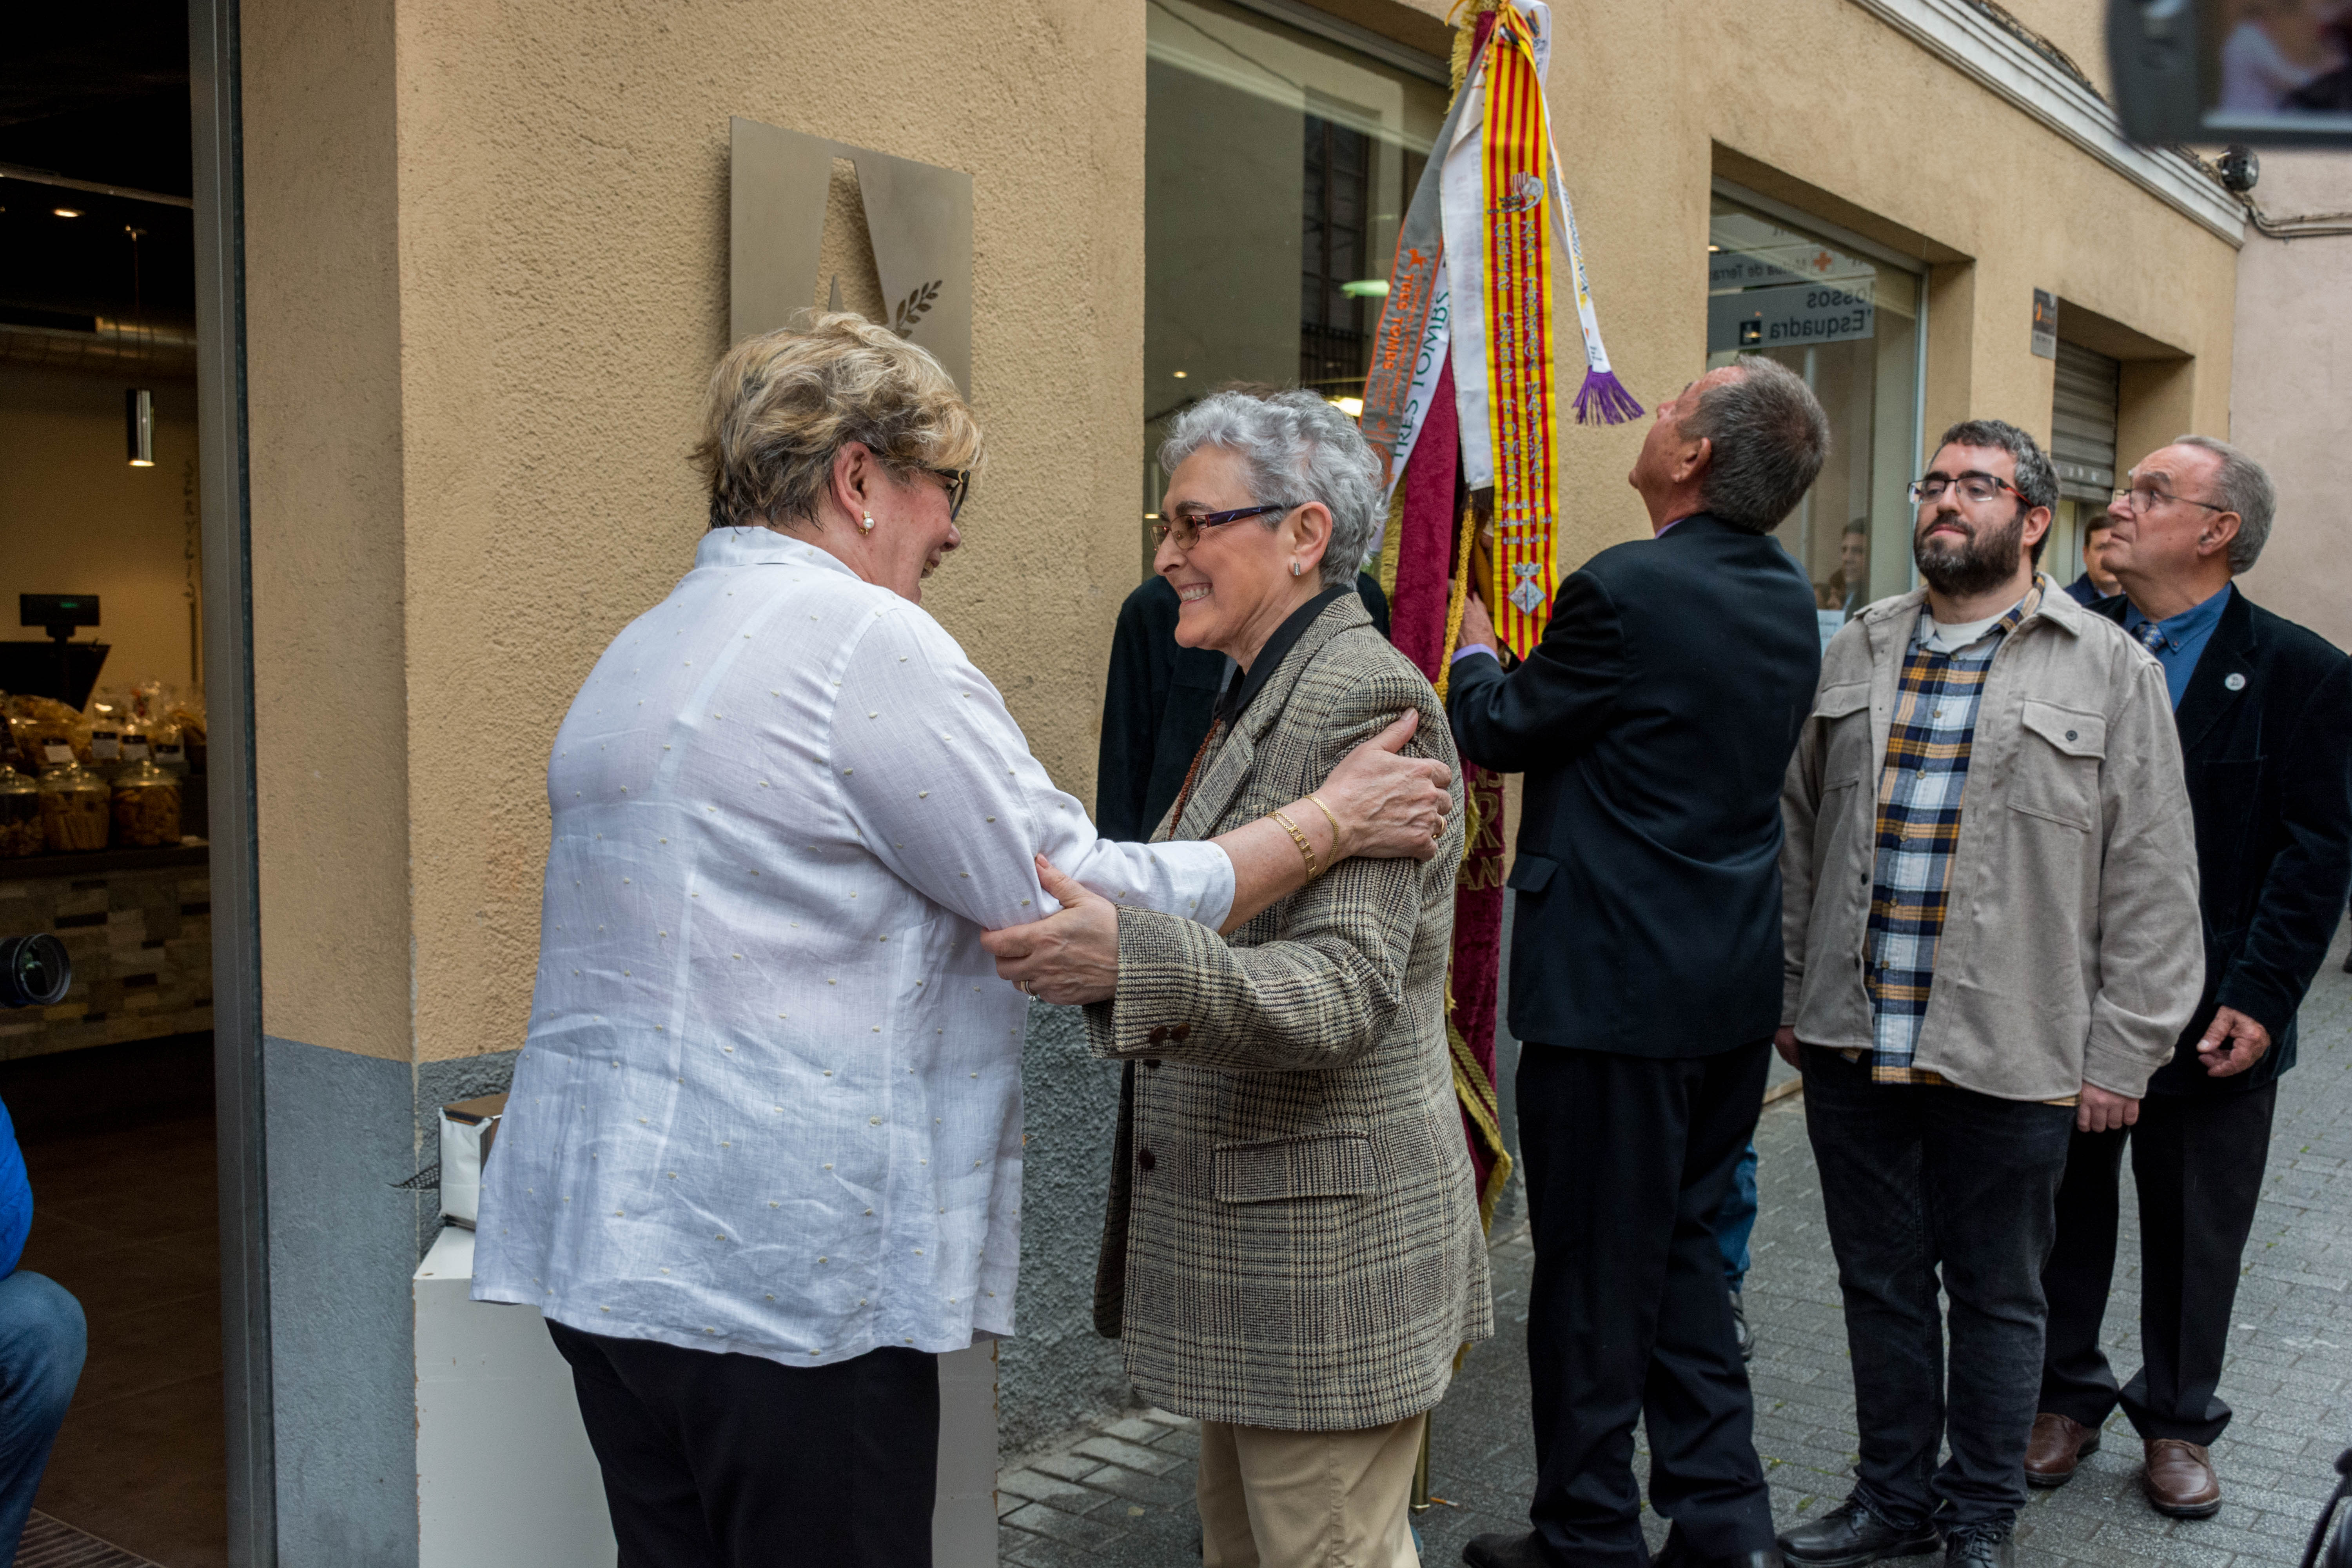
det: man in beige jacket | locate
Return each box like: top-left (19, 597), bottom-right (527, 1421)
top-left (1772, 419), bottom-right (2202, 1568)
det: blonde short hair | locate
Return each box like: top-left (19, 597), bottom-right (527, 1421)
top-left (693, 311), bottom-right (983, 531)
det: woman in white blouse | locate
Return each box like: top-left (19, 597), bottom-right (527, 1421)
top-left (472, 314), bottom-right (1451, 1567)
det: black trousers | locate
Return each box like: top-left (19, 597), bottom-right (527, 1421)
top-left (546, 1320), bottom-right (938, 1568)
top-left (1518, 1038), bottom-right (1775, 1566)
top-left (1801, 1047), bottom-right (2075, 1533)
top-left (2039, 1083), bottom-right (2278, 1445)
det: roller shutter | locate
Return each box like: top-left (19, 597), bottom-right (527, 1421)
top-left (2051, 340), bottom-right (2120, 502)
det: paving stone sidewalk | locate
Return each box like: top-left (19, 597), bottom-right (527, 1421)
top-left (998, 923), bottom-right (2352, 1567)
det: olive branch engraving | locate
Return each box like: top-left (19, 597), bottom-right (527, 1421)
top-left (892, 279), bottom-right (942, 338)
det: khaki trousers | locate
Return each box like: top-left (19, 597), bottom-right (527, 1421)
top-left (1196, 1414), bottom-right (1424, 1568)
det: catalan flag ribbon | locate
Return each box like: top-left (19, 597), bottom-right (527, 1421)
top-left (1477, 3), bottom-right (1559, 655)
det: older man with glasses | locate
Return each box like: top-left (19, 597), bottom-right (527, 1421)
top-left (2028, 438), bottom-right (2352, 1519)
top-left (1774, 420), bottom-right (2202, 1568)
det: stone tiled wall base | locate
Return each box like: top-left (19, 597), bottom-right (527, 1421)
top-left (0, 862), bottom-right (211, 1060)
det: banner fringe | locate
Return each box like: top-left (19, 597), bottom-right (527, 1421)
top-left (1573, 368), bottom-right (1645, 426)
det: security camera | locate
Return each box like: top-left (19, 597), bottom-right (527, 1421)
top-left (2217, 145), bottom-right (2259, 196)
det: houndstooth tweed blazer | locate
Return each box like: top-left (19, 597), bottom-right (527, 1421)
top-left (1086, 593), bottom-right (1494, 1432)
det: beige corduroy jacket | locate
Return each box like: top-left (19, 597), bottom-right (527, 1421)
top-left (1084, 593), bottom-right (1492, 1432)
top-left (1780, 583), bottom-right (2203, 1101)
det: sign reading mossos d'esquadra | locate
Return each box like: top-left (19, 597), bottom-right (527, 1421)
top-left (1706, 209), bottom-right (1877, 355)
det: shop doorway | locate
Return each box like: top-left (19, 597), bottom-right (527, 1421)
top-left (0, 6), bottom-right (254, 1563)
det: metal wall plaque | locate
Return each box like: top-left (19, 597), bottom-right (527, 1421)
top-left (2031, 288), bottom-right (2059, 359)
top-left (729, 117), bottom-right (974, 395)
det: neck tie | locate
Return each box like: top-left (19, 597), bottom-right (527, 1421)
top-left (2136, 621), bottom-right (2169, 655)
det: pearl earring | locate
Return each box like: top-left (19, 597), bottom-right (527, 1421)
top-left (1289, 559), bottom-right (1303, 577)
top-left (860, 514), bottom-right (875, 534)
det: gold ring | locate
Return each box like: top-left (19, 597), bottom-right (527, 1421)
top-left (1429, 822), bottom-right (1442, 840)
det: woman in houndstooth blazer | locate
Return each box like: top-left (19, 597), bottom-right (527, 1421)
top-left (988, 390), bottom-right (1493, 1567)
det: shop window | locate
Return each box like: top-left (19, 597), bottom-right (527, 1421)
top-left (1706, 191), bottom-right (1925, 632)
top-left (1143, 0), bottom-right (1446, 564)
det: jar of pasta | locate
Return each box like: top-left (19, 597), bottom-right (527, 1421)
top-left (0, 768), bottom-right (41, 858)
top-left (39, 765), bottom-right (110, 853)
top-left (110, 760), bottom-right (181, 849)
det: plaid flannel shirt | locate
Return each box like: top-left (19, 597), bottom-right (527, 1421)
top-left (1860, 583), bottom-right (2043, 1085)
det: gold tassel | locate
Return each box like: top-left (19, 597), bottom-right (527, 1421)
top-left (1447, 0), bottom-right (1501, 93)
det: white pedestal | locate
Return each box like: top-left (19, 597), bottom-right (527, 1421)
top-left (415, 1227), bottom-right (618, 1567)
top-left (413, 1226), bottom-right (998, 1567)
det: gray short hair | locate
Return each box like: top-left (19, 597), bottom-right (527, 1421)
top-left (2171, 434), bottom-right (2276, 573)
top-left (1934, 418), bottom-right (2059, 564)
top-left (1681, 357), bottom-right (1831, 534)
top-left (1158, 390), bottom-right (1381, 588)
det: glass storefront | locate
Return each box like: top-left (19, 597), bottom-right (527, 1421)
top-left (1706, 192), bottom-right (1925, 625)
top-left (1142, 0), bottom-right (1447, 566)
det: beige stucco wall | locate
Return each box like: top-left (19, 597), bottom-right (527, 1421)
top-left (238, 0), bottom-right (2238, 1069)
top-left (243, 0), bottom-right (413, 1062)
top-left (2230, 151), bottom-right (2352, 650)
top-left (1531, 0), bottom-right (2235, 576)
top-left (244, 0), bottom-right (1149, 1064)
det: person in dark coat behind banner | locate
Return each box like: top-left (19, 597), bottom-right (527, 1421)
top-left (1098, 569), bottom-right (1389, 843)
top-left (1452, 354), bottom-right (1828, 1568)
top-left (2029, 437), bottom-right (2352, 1520)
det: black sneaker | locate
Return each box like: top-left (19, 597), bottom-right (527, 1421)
top-left (1731, 1290), bottom-right (1755, 1362)
top-left (1777, 1497), bottom-right (1941, 1566)
top-left (1943, 1525), bottom-right (2014, 1568)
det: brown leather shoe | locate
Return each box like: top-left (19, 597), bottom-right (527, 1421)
top-left (2143, 1438), bottom-right (2222, 1517)
top-left (2023, 1413), bottom-right (2101, 1487)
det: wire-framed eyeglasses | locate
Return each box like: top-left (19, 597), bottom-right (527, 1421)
top-left (1908, 472), bottom-right (2022, 508)
top-left (2111, 483), bottom-right (2230, 519)
top-left (1150, 503), bottom-right (1289, 551)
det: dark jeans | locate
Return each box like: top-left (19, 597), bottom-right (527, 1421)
top-left (547, 1320), bottom-right (938, 1568)
top-left (1801, 1047), bottom-right (2074, 1533)
top-left (2040, 1084), bottom-right (2277, 1445)
top-left (1519, 1038), bottom-right (1776, 1566)
top-left (0, 1271), bottom-right (83, 1563)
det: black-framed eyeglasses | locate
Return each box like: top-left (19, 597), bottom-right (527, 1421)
top-left (2111, 483), bottom-right (2230, 519)
top-left (929, 468), bottom-right (972, 522)
top-left (1149, 503), bottom-right (1288, 551)
top-left (1908, 471), bottom-right (2022, 507)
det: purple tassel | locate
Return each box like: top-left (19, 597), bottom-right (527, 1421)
top-left (1573, 369), bottom-right (1644, 426)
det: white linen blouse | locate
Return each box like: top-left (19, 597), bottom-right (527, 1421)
top-left (473, 527), bottom-right (1235, 1366)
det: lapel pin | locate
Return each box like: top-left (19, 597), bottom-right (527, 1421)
top-left (2224, 673), bottom-right (2247, 691)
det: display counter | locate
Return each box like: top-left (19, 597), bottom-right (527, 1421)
top-left (0, 839), bottom-right (211, 1061)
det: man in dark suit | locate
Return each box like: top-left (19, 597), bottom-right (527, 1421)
top-left (1454, 355), bottom-right (1828, 1568)
top-left (1097, 570), bottom-right (1388, 842)
top-left (2029, 437), bottom-right (2352, 1517)
top-left (2062, 512), bottom-right (2121, 606)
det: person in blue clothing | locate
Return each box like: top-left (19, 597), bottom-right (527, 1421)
top-left (1714, 1143), bottom-right (1760, 1361)
top-left (0, 1097), bottom-right (85, 1560)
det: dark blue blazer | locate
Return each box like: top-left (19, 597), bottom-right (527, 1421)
top-left (2099, 588), bottom-right (2352, 1096)
top-left (1447, 513), bottom-right (1820, 1057)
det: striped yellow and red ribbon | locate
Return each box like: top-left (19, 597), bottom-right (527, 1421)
top-left (1478, 3), bottom-right (1558, 659)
